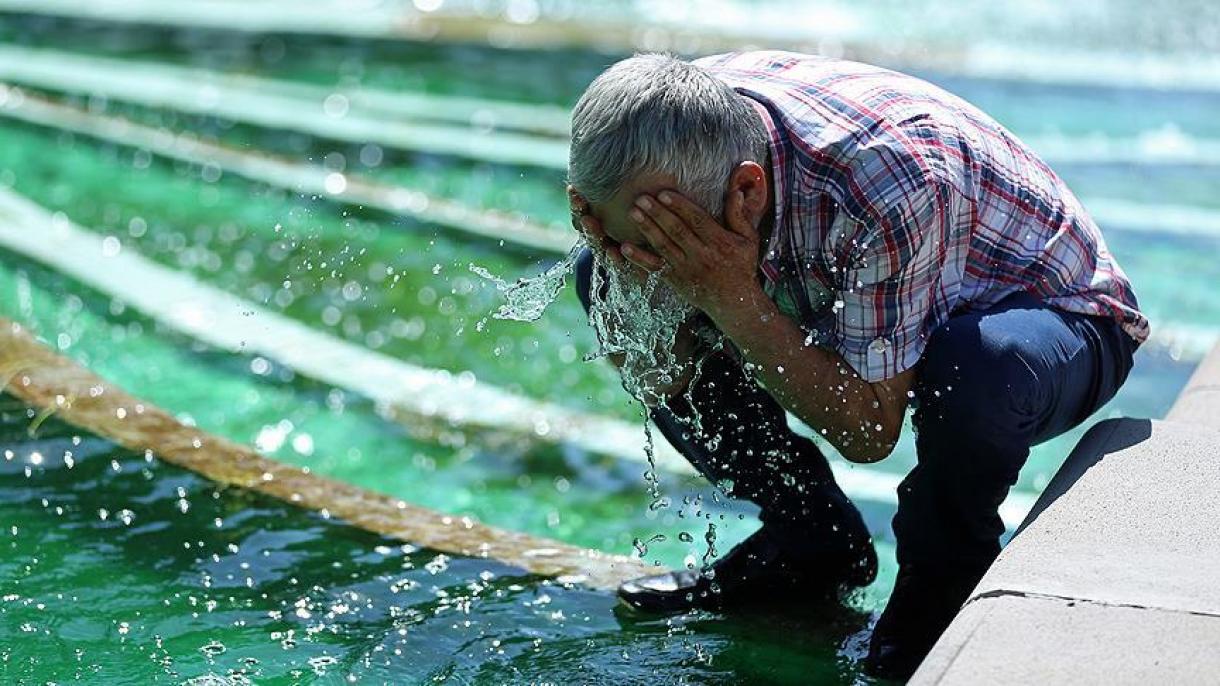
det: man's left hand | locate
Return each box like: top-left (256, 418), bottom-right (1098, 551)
top-left (622, 189), bottom-right (763, 323)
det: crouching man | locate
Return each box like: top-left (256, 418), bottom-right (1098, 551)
top-left (566, 52), bottom-right (1146, 680)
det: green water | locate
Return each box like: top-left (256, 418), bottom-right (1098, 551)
top-left (0, 112), bottom-right (1204, 491)
top-left (0, 258), bottom-right (789, 578)
top-left (0, 407), bottom-right (871, 684)
top-left (6, 14), bottom-right (1220, 137)
top-left (0, 12), bottom-right (1216, 685)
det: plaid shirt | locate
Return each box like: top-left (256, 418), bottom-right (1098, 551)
top-left (696, 52), bottom-right (1149, 382)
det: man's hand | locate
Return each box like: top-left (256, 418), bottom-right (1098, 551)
top-left (567, 185), bottom-right (700, 402)
top-left (568, 185), bottom-right (650, 284)
top-left (621, 190), bottom-right (762, 325)
top-left (615, 189), bottom-right (911, 462)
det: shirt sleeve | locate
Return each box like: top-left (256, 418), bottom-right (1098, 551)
top-left (829, 168), bottom-right (953, 383)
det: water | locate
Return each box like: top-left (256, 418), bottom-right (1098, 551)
top-left (0, 75), bottom-right (1201, 491)
top-left (473, 239), bottom-right (728, 524)
top-left (0, 406), bottom-right (868, 683)
top-left (469, 243), bottom-right (583, 325)
top-left (0, 256), bottom-right (794, 577)
top-left (0, 8), bottom-right (1215, 684)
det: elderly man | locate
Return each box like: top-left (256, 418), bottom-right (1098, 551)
top-left (567, 52), bottom-right (1145, 679)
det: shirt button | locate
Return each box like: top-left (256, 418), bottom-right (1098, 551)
top-left (869, 337), bottom-right (890, 353)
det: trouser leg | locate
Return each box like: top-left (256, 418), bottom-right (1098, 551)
top-left (895, 292), bottom-right (1136, 572)
top-left (868, 291), bottom-right (1138, 677)
top-left (574, 248), bottom-right (872, 560)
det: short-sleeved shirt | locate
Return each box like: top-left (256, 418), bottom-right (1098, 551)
top-left (695, 51), bottom-right (1149, 382)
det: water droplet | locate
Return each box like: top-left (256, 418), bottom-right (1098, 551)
top-left (101, 235), bottom-right (121, 258)
top-left (199, 640), bottom-right (226, 660)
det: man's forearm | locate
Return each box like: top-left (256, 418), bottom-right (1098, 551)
top-left (706, 285), bottom-right (900, 462)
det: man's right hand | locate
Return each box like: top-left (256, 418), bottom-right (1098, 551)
top-left (568, 186), bottom-right (653, 285)
top-left (568, 186), bottom-right (701, 403)
top-left (566, 184), bottom-right (614, 256)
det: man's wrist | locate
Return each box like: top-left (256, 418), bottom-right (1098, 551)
top-left (706, 283), bottom-right (777, 343)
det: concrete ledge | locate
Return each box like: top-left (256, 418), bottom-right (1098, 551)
top-left (915, 593), bottom-right (1220, 685)
top-left (912, 416), bottom-right (1220, 684)
top-left (993, 419), bottom-right (1220, 614)
top-left (1167, 340), bottom-right (1220, 426)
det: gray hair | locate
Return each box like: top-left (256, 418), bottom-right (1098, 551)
top-left (568, 53), bottom-right (768, 219)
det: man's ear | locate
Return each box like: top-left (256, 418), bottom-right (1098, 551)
top-left (726, 161), bottom-right (769, 227)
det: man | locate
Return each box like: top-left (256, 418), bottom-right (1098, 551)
top-left (566, 52), bottom-right (1145, 679)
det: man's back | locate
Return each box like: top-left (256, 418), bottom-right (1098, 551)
top-left (697, 51), bottom-right (1147, 381)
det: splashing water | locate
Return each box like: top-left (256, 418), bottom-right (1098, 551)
top-left (473, 243), bottom-right (719, 546)
top-left (584, 251), bottom-right (698, 403)
top-left (471, 242), bottom-right (703, 411)
top-left (469, 243), bottom-right (584, 324)
top-left (632, 533), bottom-right (668, 558)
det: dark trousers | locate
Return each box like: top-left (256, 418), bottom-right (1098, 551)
top-left (574, 248), bottom-right (1137, 578)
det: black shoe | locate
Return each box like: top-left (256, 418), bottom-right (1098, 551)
top-left (864, 565), bottom-right (984, 681)
top-left (618, 525), bottom-right (877, 613)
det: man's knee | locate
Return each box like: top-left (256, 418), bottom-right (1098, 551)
top-left (915, 315), bottom-right (1041, 438)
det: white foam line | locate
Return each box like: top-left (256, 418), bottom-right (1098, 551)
top-left (8, 45), bottom-right (1220, 174)
top-left (244, 71), bottom-right (571, 139)
top-left (1025, 134), bottom-right (1220, 169)
top-left (1087, 199), bottom-right (1220, 240)
top-left (0, 87), bottom-right (576, 256)
top-left (957, 44), bottom-right (1220, 95)
top-left (0, 186), bottom-right (659, 467)
top-left (0, 44), bottom-right (572, 139)
top-left (0, 45), bottom-right (571, 170)
top-left (4, 47), bottom-right (1219, 244)
top-left (0, 0), bottom-right (424, 40)
top-left (0, 185), bottom-right (1001, 523)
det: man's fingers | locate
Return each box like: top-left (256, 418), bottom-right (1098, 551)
top-left (656, 191), bottom-right (721, 244)
top-left (635, 195), bottom-right (705, 253)
top-left (630, 204), bottom-right (685, 262)
top-left (567, 188), bottom-right (623, 257)
top-left (603, 243), bottom-right (627, 267)
top-left (620, 243), bottom-right (665, 272)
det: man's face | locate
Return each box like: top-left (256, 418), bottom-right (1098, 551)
top-left (586, 172), bottom-right (680, 252)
